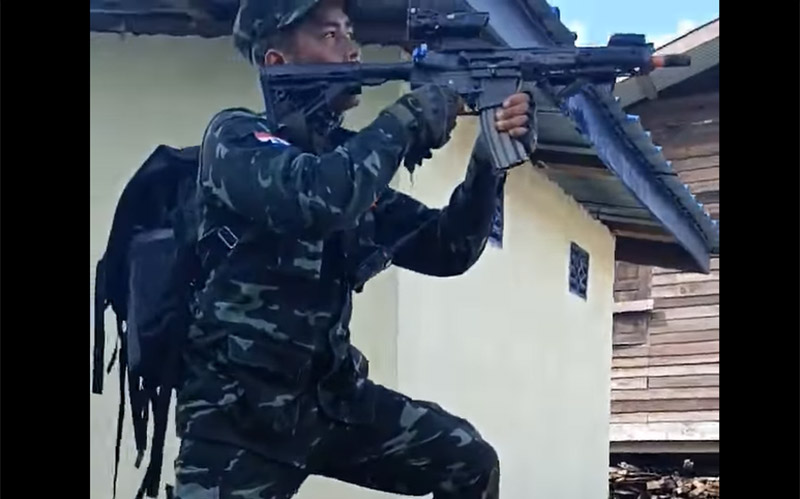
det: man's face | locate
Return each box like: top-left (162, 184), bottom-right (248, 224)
top-left (266, 0), bottom-right (361, 112)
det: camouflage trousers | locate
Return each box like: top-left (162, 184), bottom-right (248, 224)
top-left (174, 382), bottom-right (499, 499)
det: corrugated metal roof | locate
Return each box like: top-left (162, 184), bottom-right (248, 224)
top-left (475, 0), bottom-right (719, 269)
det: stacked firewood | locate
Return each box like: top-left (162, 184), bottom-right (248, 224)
top-left (610, 462), bottom-right (719, 498)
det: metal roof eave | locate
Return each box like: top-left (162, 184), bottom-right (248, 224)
top-left (468, 0), bottom-right (718, 271)
top-left (90, 0), bottom-right (236, 37)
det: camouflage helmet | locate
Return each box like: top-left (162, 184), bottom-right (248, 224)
top-left (233, 0), bottom-right (333, 64)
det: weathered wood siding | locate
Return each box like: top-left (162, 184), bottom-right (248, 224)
top-left (611, 86), bottom-right (719, 445)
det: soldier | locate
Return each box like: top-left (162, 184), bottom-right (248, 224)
top-left (174, 0), bottom-right (536, 498)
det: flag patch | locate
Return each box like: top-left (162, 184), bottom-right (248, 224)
top-left (254, 131), bottom-right (291, 147)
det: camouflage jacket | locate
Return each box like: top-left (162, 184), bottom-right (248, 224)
top-left (176, 103), bottom-right (505, 466)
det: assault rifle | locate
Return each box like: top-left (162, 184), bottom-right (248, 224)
top-left (259, 3), bottom-right (690, 172)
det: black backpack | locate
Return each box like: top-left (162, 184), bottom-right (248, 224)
top-left (92, 144), bottom-right (206, 499)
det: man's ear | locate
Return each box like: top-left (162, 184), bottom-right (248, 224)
top-left (264, 49), bottom-right (287, 66)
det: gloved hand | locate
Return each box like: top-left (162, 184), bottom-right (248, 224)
top-left (385, 84), bottom-right (462, 171)
top-left (399, 84), bottom-right (462, 149)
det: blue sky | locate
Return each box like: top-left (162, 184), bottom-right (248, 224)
top-left (552, 0), bottom-right (719, 47)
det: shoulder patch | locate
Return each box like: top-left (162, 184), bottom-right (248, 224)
top-left (254, 131), bottom-right (291, 148)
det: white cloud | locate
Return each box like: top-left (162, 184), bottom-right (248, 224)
top-left (564, 20), bottom-right (589, 45)
top-left (647, 19), bottom-right (698, 49)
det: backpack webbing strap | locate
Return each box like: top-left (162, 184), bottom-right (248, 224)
top-left (93, 258), bottom-right (108, 394)
top-left (196, 224), bottom-right (243, 287)
top-left (136, 332), bottom-right (183, 498)
top-left (129, 381), bottom-right (148, 467)
top-left (112, 318), bottom-right (127, 499)
top-left (135, 386), bottom-right (173, 499)
top-left (106, 337), bottom-right (120, 377)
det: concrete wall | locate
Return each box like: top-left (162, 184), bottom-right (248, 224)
top-left (91, 33), bottom-right (614, 499)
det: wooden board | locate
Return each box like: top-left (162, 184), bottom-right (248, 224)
top-left (648, 410), bottom-right (719, 423)
top-left (614, 313), bottom-right (650, 346)
top-left (613, 264), bottom-right (654, 347)
top-left (649, 353), bottom-right (719, 366)
top-left (654, 295), bottom-right (719, 309)
top-left (611, 354), bottom-right (719, 369)
top-left (663, 142), bottom-right (719, 160)
top-left (612, 356), bottom-right (650, 368)
top-left (614, 290), bottom-right (641, 301)
top-left (670, 155), bottom-right (719, 172)
top-left (611, 410), bottom-right (719, 424)
top-left (654, 258), bottom-right (719, 274)
top-left (610, 421), bottom-right (719, 442)
top-left (610, 441), bottom-right (719, 453)
top-left (613, 353), bottom-right (720, 368)
top-left (634, 92), bottom-right (719, 128)
top-left (611, 377), bottom-right (648, 390)
top-left (649, 374), bottom-right (719, 389)
top-left (611, 228), bottom-right (675, 243)
top-left (614, 331), bottom-right (649, 346)
top-left (687, 179), bottom-right (719, 193)
top-left (614, 264), bottom-right (652, 297)
top-left (614, 279), bottom-right (642, 292)
top-left (649, 330), bottom-right (719, 345)
top-left (650, 317), bottom-right (719, 333)
top-left (613, 345), bottom-right (651, 358)
top-left (615, 315), bottom-right (650, 334)
top-left (610, 412), bottom-right (648, 424)
top-left (614, 299), bottom-right (655, 313)
top-left (652, 271), bottom-right (718, 286)
top-left (650, 122), bottom-right (719, 151)
top-left (612, 363), bottom-right (719, 379)
top-left (679, 167), bottom-right (719, 183)
top-left (652, 305), bottom-right (719, 321)
top-left (612, 398), bottom-right (719, 414)
top-left (695, 190), bottom-right (718, 204)
top-left (651, 281), bottom-right (719, 298)
top-left (616, 262), bottom-right (640, 280)
top-left (611, 387), bottom-right (719, 401)
top-left (649, 340), bottom-right (719, 357)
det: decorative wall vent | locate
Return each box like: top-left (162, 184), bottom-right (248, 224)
top-left (569, 242), bottom-right (589, 299)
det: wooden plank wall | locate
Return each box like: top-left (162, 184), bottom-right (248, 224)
top-left (610, 89), bottom-right (719, 445)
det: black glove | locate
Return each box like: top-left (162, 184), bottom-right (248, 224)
top-left (385, 84), bottom-right (462, 172)
top-left (399, 84), bottom-right (462, 149)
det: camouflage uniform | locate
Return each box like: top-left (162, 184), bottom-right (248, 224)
top-left (174, 98), bottom-right (505, 499)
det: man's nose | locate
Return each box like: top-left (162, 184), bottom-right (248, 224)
top-left (346, 40), bottom-right (361, 63)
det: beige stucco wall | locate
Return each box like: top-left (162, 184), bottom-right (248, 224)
top-left (90, 34), bottom-right (403, 499)
top-left (91, 33), bottom-right (614, 499)
top-left (393, 118), bottom-right (615, 498)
